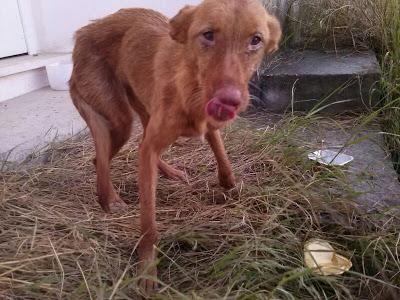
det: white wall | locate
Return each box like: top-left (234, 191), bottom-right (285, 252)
top-left (31, 0), bottom-right (201, 53)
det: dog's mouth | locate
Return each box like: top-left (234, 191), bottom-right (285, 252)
top-left (206, 98), bottom-right (238, 122)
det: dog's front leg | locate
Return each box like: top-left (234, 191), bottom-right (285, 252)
top-left (206, 129), bottom-right (236, 189)
top-left (137, 135), bottom-right (160, 294)
top-left (137, 121), bottom-right (177, 295)
top-left (137, 140), bottom-right (158, 294)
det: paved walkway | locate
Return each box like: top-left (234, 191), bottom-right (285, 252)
top-left (0, 87), bottom-right (85, 162)
top-left (299, 123), bottom-right (400, 208)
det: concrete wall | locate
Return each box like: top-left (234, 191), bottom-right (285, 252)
top-left (25, 0), bottom-right (291, 53)
top-left (30, 0), bottom-right (201, 53)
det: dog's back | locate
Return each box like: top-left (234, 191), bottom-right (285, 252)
top-left (70, 8), bottom-right (170, 130)
top-left (73, 9), bottom-right (168, 70)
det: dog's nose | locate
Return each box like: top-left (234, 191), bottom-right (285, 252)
top-left (214, 86), bottom-right (242, 108)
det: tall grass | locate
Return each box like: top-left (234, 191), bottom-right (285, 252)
top-left (266, 0), bottom-right (400, 175)
top-left (379, 0), bottom-right (400, 175)
top-left (328, 0), bottom-right (400, 176)
top-left (320, 0), bottom-right (400, 175)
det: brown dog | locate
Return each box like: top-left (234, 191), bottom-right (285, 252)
top-left (70, 0), bottom-right (281, 293)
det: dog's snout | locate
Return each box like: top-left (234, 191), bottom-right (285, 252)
top-left (214, 86), bottom-right (242, 107)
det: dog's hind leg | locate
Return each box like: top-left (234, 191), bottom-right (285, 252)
top-left (136, 118), bottom-right (179, 294)
top-left (70, 76), bottom-right (133, 213)
top-left (73, 99), bottom-right (130, 213)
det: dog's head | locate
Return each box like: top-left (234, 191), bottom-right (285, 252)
top-left (170, 0), bottom-right (281, 126)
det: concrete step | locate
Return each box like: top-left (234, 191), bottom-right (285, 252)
top-left (250, 50), bottom-right (381, 113)
top-left (298, 122), bottom-right (400, 208)
top-left (253, 113), bottom-right (400, 208)
top-left (0, 87), bottom-right (85, 164)
top-left (0, 53), bottom-right (71, 102)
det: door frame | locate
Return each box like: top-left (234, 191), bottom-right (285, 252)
top-left (17, 0), bottom-right (39, 55)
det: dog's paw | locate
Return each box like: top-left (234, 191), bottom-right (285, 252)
top-left (219, 173), bottom-right (236, 190)
top-left (99, 192), bottom-right (128, 214)
top-left (159, 161), bottom-right (187, 182)
top-left (139, 277), bottom-right (158, 298)
top-left (165, 168), bottom-right (187, 182)
top-left (108, 197), bottom-right (128, 214)
top-left (138, 251), bottom-right (158, 298)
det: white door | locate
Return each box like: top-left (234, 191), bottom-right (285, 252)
top-left (0, 0), bottom-right (27, 58)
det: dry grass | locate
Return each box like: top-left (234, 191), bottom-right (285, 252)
top-left (285, 0), bottom-right (394, 51)
top-left (0, 115), bottom-right (399, 299)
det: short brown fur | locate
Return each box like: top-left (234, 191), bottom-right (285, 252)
top-left (70, 0), bottom-right (281, 293)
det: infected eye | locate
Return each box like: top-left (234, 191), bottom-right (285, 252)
top-left (251, 36), bottom-right (262, 46)
top-left (203, 31), bottom-right (214, 42)
top-left (200, 30), bottom-right (215, 47)
top-left (248, 34), bottom-right (263, 51)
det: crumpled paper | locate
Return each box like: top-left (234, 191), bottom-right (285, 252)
top-left (304, 239), bottom-right (352, 275)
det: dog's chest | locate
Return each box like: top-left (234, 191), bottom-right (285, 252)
top-left (180, 117), bottom-right (207, 139)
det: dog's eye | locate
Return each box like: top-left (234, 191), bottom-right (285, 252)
top-left (200, 31), bottom-right (215, 47)
top-left (248, 34), bottom-right (263, 52)
top-left (251, 35), bottom-right (262, 46)
top-left (203, 31), bottom-right (214, 42)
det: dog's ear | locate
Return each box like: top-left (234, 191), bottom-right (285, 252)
top-left (170, 5), bottom-right (197, 43)
top-left (265, 15), bottom-right (282, 54)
